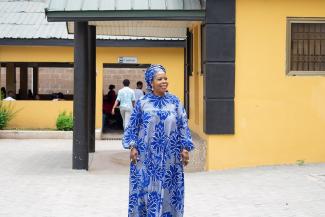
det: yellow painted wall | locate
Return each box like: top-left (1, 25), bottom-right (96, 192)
top-left (0, 46), bottom-right (184, 129)
top-left (206, 0), bottom-right (325, 170)
top-left (188, 24), bottom-right (209, 170)
top-left (4, 101), bottom-right (73, 129)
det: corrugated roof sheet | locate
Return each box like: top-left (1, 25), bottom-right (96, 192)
top-left (47, 0), bottom-right (204, 11)
top-left (0, 0), bottom-right (185, 40)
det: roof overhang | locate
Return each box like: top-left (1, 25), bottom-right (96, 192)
top-left (45, 0), bottom-right (205, 38)
top-left (45, 10), bottom-right (205, 22)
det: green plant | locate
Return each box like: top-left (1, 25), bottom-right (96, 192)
top-left (0, 101), bottom-right (18, 130)
top-left (296, 159), bottom-right (305, 166)
top-left (56, 111), bottom-right (73, 131)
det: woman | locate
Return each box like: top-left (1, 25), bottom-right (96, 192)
top-left (123, 64), bottom-right (194, 217)
top-left (107, 84), bottom-right (117, 105)
top-left (103, 85), bottom-right (116, 128)
top-left (103, 85), bottom-right (117, 116)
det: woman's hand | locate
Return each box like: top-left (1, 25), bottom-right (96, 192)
top-left (181, 149), bottom-right (189, 166)
top-left (130, 147), bottom-right (138, 164)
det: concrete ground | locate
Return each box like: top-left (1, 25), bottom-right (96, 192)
top-left (1, 139), bottom-right (325, 217)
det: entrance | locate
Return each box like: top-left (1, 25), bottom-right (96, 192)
top-left (102, 63), bottom-right (150, 134)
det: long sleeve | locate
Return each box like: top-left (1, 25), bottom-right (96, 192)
top-left (122, 100), bottom-right (141, 149)
top-left (176, 100), bottom-right (194, 152)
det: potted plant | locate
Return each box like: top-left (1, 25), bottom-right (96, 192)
top-left (56, 111), bottom-right (73, 131)
top-left (0, 100), bottom-right (18, 130)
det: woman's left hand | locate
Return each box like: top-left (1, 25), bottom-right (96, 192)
top-left (181, 149), bottom-right (190, 166)
top-left (130, 147), bottom-right (138, 164)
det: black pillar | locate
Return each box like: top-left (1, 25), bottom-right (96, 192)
top-left (184, 29), bottom-right (192, 117)
top-left (20, 64), bottom-right (28, 99)
top-left (32, 67), bottom-right (38, 96)
top-left (6, 63), bottom-right (16, 96)
top-left (203, 0), bottom-right (235, 134)
top-left (73, 22), bottom-right (89, 170)
top-left (88, 25), bottom-right (96, 153)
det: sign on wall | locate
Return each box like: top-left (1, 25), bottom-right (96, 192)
top-left (118, 57), bottom-right (138, 64)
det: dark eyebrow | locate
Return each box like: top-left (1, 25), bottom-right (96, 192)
top-left (156, 76), bottom-right (167, 79)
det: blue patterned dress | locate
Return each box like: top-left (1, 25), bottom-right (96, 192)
top-left (123, 92), bottom-right (194, 217)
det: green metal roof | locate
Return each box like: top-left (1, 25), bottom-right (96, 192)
top-left (45, 0), bottom-right (205, 22)
top-left (0, 0), bottom-right (185, 40)
top-left (47, 0), bottom-right (204, 11)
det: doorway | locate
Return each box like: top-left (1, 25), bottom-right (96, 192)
top-left (102, 63), bottom-right (150, 135)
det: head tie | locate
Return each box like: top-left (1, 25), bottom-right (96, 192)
top-left (144, 64), bottom-right (166, 92)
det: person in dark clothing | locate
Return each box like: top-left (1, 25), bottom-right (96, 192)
top-left (103, 84), bottom-right (117, 129)
top-left (28, 89), bottom-right (33, 99)
top-left (1, 87), bottom-right (6, 99)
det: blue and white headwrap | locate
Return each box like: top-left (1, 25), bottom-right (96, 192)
top-left (144, 64), bottom-right (166, 92)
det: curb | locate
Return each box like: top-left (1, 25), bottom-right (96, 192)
top-left (0, 129), bottom-right (102, 139)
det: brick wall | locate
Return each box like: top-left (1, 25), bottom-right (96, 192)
top-left (103, 68), bottom-right (147, 95)
top-left (1, 67), bottom-right (146, 96)
top-left (38, 68), bottom-right (74, 94)
top-left (0, 67), bottom-right (73, 95)
top-left (0, 67), bottom-right (33, 93)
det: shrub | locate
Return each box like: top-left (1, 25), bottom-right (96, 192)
top-left (56, 111), bottom-right (73, 131)
top-left (0, 101), bottom-right (18, 130)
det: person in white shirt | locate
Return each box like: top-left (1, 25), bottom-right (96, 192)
top-left (134, 81), bottom-right (145, 102)
top-left (112, 79), bottom-right (135, 129)
top-left (3, 90), bottom-right (16, 101)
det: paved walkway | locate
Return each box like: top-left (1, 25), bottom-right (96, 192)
top-left (1, 139), bottom-right (325, 217)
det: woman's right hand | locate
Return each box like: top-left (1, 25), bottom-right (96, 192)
top-left (130, 147), bottom-right (138, 164)
top-left (181, 149), bottom-right (189, 166)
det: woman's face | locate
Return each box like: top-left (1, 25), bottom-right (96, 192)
top-left (152, 71), bottom-right (168, 95)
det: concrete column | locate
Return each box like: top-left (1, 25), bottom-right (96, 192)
top-left (73, 22), bottom-right (89, 170)
top-left (20, 64), bottom-right (28, 99)
top-left (6, 63), bottom-right (16, 97)
top-left (184, 29), bottom-right (192, 117)
top-left (33, 67), bottom-right (38, 96)
top-left (88, 25), bottom-right (96, 153)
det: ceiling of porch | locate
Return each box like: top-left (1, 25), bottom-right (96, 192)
top-left (67, 20), bottom-right (200, 38)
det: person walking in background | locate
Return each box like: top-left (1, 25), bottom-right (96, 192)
top-left (123, 64), bottom-right (194, 217)
top-left (112, 79), bottom-right (135, 129)
top-left (103, 84), bottom-right (116, 128)
top-left (105, 84), bottom-right (116, 114)
top-left (134, 81), bottom-right (144, 102)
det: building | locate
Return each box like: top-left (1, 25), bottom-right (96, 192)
top-left (0, 0), bottom-right (186, 129)
top-left (1, 0), bottom-right (325, 171)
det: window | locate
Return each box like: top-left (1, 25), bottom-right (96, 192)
top-left (286, 18), bottom-right (325, 75)
top-left (0, 62), bottom-right (74, 100)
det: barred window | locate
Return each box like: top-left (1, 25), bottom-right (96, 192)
top-left (287, 18), bottom-right (325, 75)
